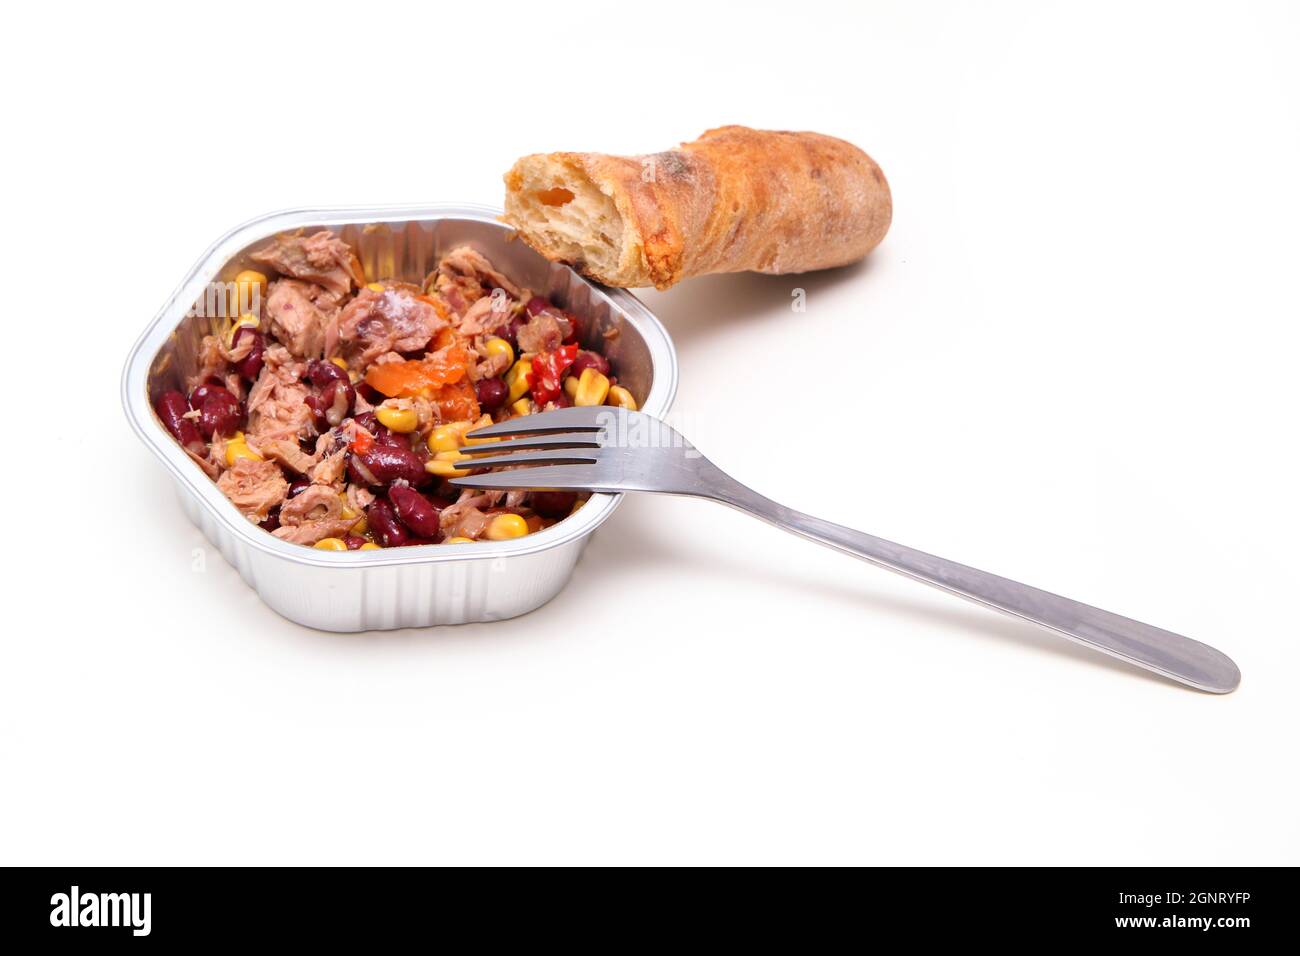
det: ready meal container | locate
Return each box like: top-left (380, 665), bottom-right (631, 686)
top-left (122, 204), bottom-right (678, 631)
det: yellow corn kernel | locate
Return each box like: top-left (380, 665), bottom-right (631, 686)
top-left (462, 414), bottom-right (496, 446)
top-left (510, 397), bottom-right (533, 417)
top-left (359, 541), bottom-right (381, 551)
top-left (485, 513), bottom-right (529, 540)
top-left (505, 358), bottom-right (533, 403)
top-left (563, 375), bottom-right (580, 400)
top-left (330, 356), bottom-right (348, 370)
top-left (224, 433), bottom-right (262, 466)
top-left (425, 450), bottom-right (471, 478)
top-left (338, 494), bottom-right (359, 522)
top-left (225, 443), bottom-right (261, 466)
top-left (234, 270), bottom-right (267, 313)
top-left (314, 537), bottom-right (348, 551)
top-left (606, 385), bottom-right (637, 410)
top-left (376, 404), bottom-right (419, 433)
top-left (366, 282), bottom-right (386, 292)
top-left (427, 422), bottom-right (467, 453)
top-left (444, 536), bottom-right (474, 544)
top-left (348, 370), bottom-right (360, 384)
top-left (484, 336), bottom-right (514, 366)
top-left (224, 313), bottom-right (260, 347)
top-left (574, 368), bottom-right (611, 407)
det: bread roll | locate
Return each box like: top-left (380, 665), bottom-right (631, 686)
top-left (502, 125), bottom-right (891, 289)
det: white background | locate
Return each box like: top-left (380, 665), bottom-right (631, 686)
top-left (2, 0), bottom-right (1296, 865)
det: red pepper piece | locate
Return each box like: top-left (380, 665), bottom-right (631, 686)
top-left (526, 343), bottom-right (578, 405)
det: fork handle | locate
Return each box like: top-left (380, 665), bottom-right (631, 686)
top-left (708, 476), bottom-right (1239, 692)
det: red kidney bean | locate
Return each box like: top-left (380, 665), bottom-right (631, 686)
top-left (400, 536), bottom-right (436, 547)
top-left (475, 376), bottom-right (508, 412)
top-left (353, 411), bottom-right (402, 447)
top-left (304, 393), bottom-right (326, 430)
top-left (367, 498), bottom-right (408, 548)
top-left (260, 506), bottom-right (281, 532)
top-left (306, 359), bottom-right (349, 389)
top-left (346, 455), bottom-right (375, 487)
top-left (155, 390), bottom-right (205, 454)
top-left (388, 485), bottom-right (444, 539)
top-left (322, 380), bottom-right (355, 427)
top-left (568, 349), bottom-right (610, 379)
top-left (287, 477), bottom-right (311, 499)
top-left (188, 382), bottom-right (232, 410)
top-left (356, 383), bottom-right (385, 406)
top-left (198, 389), bottom-right (244, 439)
top-left (307, 381), bottom-right (354, 431)
top-left (232, 327), bottom-right (264, 381)
top-left (548, 392), bottom-right (572, 409)
top-left (524, 296), bottom-right (551, 317)
top-left (530, 491), bottom-right (577, 519)
top-left (344, 534), bottom-right (368, 550)
top-left (354, 443), bottom-right (426, 486)
top-left (497, 315), bottom-right (527, 351)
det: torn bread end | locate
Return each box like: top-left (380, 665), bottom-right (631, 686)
top-left (503, 156), bottom-right (632, 285)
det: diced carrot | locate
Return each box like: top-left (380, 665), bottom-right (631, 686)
top-left (364, 362), bottom-right (433, 398)
top-left (430, 326), bottom-right (460, 351)
top-left (430, 379), bottom-right (480, 422)
top-left (363, 348), bottom-right (473, 398)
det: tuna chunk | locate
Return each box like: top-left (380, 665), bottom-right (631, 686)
top-left (428, 247), bottom-right (520, 319)
top-left (330, 287), bottom-right (445, 369)
top-left (438, 246), bottom-right (521, 298)
top-left (245, 356), bottom-right (313, 443)
top-left (345, 483), bottom-right (376, 515)
top-left (265, 278), bottom-right (342, 359)
top-left (439, 490), bottom-right (499, 539)
top-left (190, 335), bottom-right (228, 391)
top-left (246, 379), bottom-right (313, 443)
top-left (251, 231), bottom-right (363, 297)
top-left (217, 458), bottom-right (288, 522)
top-left (449, 506), bottom-right (491, 539)
top-left (516, 310), bottom-right (572, 354)
top-left (457, 292), bottom-right (516, 338)
top-left (255, 437), bottom-right (318, 475)
top-left (474, 348), bottom-right (512, 381)
top-left (272, 484), bottom-right (356, 545)
top-left (310, 446), bottom-right (348, 486)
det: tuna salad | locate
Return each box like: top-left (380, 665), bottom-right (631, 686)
top-left (153, 230), bottom-right (637, 550)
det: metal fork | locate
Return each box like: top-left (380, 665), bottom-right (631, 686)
top-left (452, 407), bottom-right (1240, 693)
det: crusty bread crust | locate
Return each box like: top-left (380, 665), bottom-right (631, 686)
top-left (503, 126), bottom-right (892, 289)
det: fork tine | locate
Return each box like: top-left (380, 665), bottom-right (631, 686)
top-left (459, 433), bottom-right (602, 456)
top-left (449, 464), bottom-right (599, 492)
top-left (464, 405), bottom-right (617, 439)
top-left (457, 449), bottom-right (601, 471)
